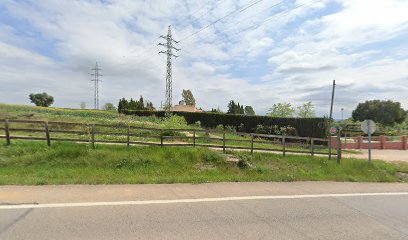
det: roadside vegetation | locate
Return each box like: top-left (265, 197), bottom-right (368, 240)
top-left (0, 103), bottom-right (338, 154)
top-left (0, 141), bottom-right (407, 185)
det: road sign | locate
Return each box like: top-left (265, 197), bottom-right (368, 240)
top-left (361, 120), bottom-right (376, 163)
top-left (329, 127), bottom-right (337, 135)
top-left (361, 120), bottom-right (376, 134)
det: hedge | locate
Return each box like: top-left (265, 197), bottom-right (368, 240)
top-left (121, 110), bottom-right (327, 138)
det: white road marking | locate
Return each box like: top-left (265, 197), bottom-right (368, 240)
top-left (1, 192), bottom-right (408, 210)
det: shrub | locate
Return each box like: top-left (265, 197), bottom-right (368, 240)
top-left (162, 115), bottom-right (188, 129)
top-left (122, 110), bottom-right (326, 138)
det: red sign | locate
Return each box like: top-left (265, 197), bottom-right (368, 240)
top-left (330, 127), bottom-right (337, 135)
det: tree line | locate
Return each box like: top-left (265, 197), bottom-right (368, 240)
top-left (27, 91), bottom-right (407, 127)
top-left (117, 96), bottom-right (155, 112)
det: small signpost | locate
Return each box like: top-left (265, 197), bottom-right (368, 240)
top-left (329, 127), bottom-right (337, 135)
top-left (361, 120), bottom-right (376, 163)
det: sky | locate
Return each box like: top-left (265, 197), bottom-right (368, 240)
top-left (0, 0), bottom-right (407, 118)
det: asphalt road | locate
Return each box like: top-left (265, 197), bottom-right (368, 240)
top-left (1, 182), bottom-right (408, 240)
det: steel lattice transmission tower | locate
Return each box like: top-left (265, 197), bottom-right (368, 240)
top-left (91, 62), bottom-right (102, 110)
top-left (159, 25), bottom-right (180, 110)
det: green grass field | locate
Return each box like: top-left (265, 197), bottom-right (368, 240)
top-left (0, 141), bottom-right (406, 185)
top-left (0, 103), bottom-right (339, 154)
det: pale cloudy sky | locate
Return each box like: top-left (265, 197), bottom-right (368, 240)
top-left (0, 0), bottom-right (408, 118)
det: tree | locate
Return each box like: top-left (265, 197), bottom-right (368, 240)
top-left (145, 101), bottom-right (155, 111)
top-left (80, 102), bottom-right (86, 109)
top-left (137, 96), bottom-right (144, 110)
top-left (181, 89), bottom-right (196, 105)
top-left (29, 92), bottom-right (54, 107)
top-left (102, 103), bottom-right (116, 111)
top-left (227, 100), bottom-right (245, 114)
top-left (227, 100), bottom-right (237, 114)
top-left (244, 106), bottom-right (255, 116)
top-left (268, 102), bottom-right (295, 118)
top-left (352, 100), bottom-right (406, 126)
top-left (297, 101), bottom-right (315, 118)
top-left (118, 98), bottom-right (128, 113)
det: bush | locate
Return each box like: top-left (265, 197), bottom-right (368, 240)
top-left (162, 115), bottom-right (188, 129)
top-left (122, 110), bottom-right (326, 138)
top-left (194, 121), bottom-right (201, 128)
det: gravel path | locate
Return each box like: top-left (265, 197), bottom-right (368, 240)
top-left (343, 150), bottom-right (408, 162)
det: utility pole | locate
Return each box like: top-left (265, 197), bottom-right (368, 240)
top-left (328, 80), bottom-right (336, 160)
top-left (159, 25), bottom-right (180, 110)
top-left (91, 62), bottom-right (102, 110)
top-left (341, 108), bottom-right (344, 121)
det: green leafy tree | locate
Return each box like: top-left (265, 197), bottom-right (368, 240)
top-left (268, 102), bottom-right (295, 118)
top-left (102, 103), bottom-right (116, 111)
top-left (181, 89), bottom-right (196, 105)
top-left (352, 100), bottom-right (406, 126)
top-left (297, 101), bottom-right (315, 118)
top-left (244, 106), bottom-right (255, 116)
top-left (29, 92), bottom-right (54, 107)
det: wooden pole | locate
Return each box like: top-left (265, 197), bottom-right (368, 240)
top-left (311, 138), bottom-right (314, 156)
top-left (193, 130), bottom-right (196, 147)
top-left (91, 124), bottom-right (95, 149)
top-left (328, 80), bottom-right (336, 160)
top-left (160, 130), bottom-right (163, 147)
top-left (4, 119), bottom-right (10, 145)
top-left (44, 121), bottom-right (51, 147)
top-left (223, 131), bottom-right (226, 153)
top-left (127, 126), bottom-right (130, 147)
top-left (282, 136), bottom-right (286, 157)
top-left (251, 134), bottom-right (254, 155)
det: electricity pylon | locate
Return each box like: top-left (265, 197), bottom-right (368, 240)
top-left (91, 62), bottom-right (102, 109)
top-left (159, 25), bottom-right (180, 110)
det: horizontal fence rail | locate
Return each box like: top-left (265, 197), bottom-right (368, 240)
top-left (0, 119), bottom-right (339, 158)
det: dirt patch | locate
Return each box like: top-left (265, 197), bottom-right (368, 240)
top-left (344, 150), bottom-right (408, 162)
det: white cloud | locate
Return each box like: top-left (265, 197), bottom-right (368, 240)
top-left (0, 0), bottom-right (407, 118)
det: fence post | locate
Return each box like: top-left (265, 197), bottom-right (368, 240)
top-left (193, 130), bottom-right (196, 147)
top-left (310, 138), bottom-right (314, 156)
top-left (337, 134), bottom-right (342, 163)
top-left (4, 119), bottom-right (10, 145)
top-left (127, 126), bottom-right (130, 147)
top-left (402, 136), bottom-right (407, 150)
top-left (282, 136), bottom-right (286, 157)
top-left (91, 124), bottom-right (95, 149)
top-left (160, 130), bottom-right (163, 147)
top-left (250, 134), bottom-right (254, 155)
top-left (44, 121), bottom-right (51, 147)
top-left (223, 131), bottom-right (226, 153)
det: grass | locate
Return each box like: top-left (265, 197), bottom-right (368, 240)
top-left (0, 103), bottom-right (160, 127)
top-left (0, 141), bottom-right (407, 185)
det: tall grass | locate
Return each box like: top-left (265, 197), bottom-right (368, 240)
top-left (0, 141), bottom-right (406, 185)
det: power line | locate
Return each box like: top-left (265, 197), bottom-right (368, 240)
top-left (174, 0), bottom-right (224, 30)
top-left (179, 0), bottom-right (322, 56)
top-left (179, 0), bottom-right (267, 42)
top-left (91, 62), bottom-right (102, 110)
top-left (159, 25), bottom-right (180, 110)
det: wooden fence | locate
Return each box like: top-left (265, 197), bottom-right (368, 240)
top-left (0, 119), bottom-right (339, 158)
